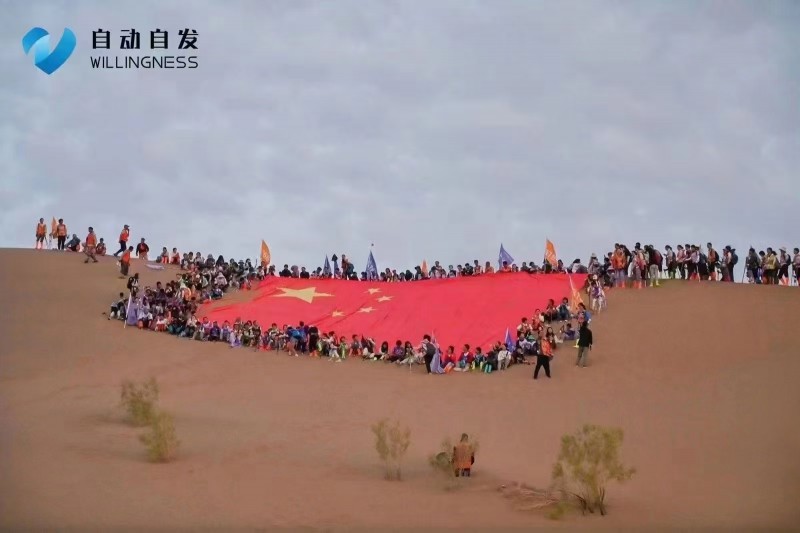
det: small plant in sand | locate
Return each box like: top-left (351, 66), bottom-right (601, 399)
top-left (428, 435), bottom-right (480, 489)
top-left (139, 411), bottom-right (180, 463)
top-left (120, 378), bottom-right (160, 426)
top-left (551, 424), bottom-right (636, 516)
top-left (371, 418), bottom-right (411, 480)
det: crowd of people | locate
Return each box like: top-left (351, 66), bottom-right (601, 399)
top-left (37, 219), bottom-right (800, 287)
top-left (35, 218), bottom-right (797, 375)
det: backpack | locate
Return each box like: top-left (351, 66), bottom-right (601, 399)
top-left (731, 253), bottom-right (738, 266)
top-left (653, 250), bottom-right (663, 265)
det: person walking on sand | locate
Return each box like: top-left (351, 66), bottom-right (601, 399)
top-left (84, 227), bottom-right (99, 263)
top-left (119, 245), bottom-right (133, 277)
top-left (575, 320), bottom-right (593, 368)
top-left (114, 224), bottom-right (130, 257)
top-left (533, 332), bottom-right (552, 379)
top-left (452, 433), bottom-right (475, 478)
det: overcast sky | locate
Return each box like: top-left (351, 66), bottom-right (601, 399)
top-left (1, 0), bottom-right (798, 272)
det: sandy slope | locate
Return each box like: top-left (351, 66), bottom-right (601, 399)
top-left (1, 249), bottom-right (799, 531)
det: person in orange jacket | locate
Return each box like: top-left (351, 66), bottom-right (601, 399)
top-left (55, 219), bottom-right (68, 251)
top-left (114, 225), bottom-right (130, 257)
top-left (84, 227), bottom-right (99, 263)
top-left (35, 218), bottom-right (47, 250)
top-left (120, 246), bottom-right (133, 277)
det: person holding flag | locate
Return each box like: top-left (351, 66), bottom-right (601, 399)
top-left (322, 255), bottom-right (332, 278)
top-left (498, 243), bottom-right (515, 270)
top-left (366, 248), bottom-right (378, 281)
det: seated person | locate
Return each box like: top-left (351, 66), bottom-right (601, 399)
top-left (171, 248), bottom-right (180, 264)
top-left (108, 292), bottom-right (126, 320)
top-left (209, 321), bottom-right (221, 342)
top-left (66, 234), bottom-right (81, 252)
top-left (388, 340), bottom-right (405, 363)
top-left (557, 298), bottom-right (570, 321)
top-left (95, 238), bottom-right (107, 256)
top-left (559, 323), bottom-right (577, 342)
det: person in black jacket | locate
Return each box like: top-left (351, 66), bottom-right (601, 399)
top-left (575, 321), bottom-right (593, 368)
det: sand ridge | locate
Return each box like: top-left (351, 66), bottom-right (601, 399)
top-left (1, 249), bottom-right (799, 530)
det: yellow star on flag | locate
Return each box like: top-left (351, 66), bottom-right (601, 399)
top-left (272, 287), bottom-right (333, 304)
top-left (331, 310), bottom-right (344, 317)
top-left (358, 306), bottom-right (375, 313)
top-left (376, 295), bottom-right (393, 302)
top-left (366, 288), bottom-right (381, 295)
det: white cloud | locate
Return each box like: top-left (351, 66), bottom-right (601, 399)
top-left (1, 0), bottom-right (798, 272)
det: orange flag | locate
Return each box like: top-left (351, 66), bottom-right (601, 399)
top-left (260, 240), bottom-right (271, 267)
top-left (50, 217), bottom-right (57, 237)
top-left (421, 259), bottom-right (429, 278)
top-left (544, 239), bottom-right (558, 268)
top-left (568, 273), bottom-right (584, 313)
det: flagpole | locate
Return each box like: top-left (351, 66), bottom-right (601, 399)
top-left (123, 292), bottom-right (132, 329)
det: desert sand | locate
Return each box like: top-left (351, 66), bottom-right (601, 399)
top-left (1, 248), bottom-right (799, 531)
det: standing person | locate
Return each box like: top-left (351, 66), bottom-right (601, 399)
top-left (612, 245), bottom-right (627, 289)
top-left (706, 243), bottom-right (719, 281)
top-left (83, 227), bottom-right (99, 263)
top-left (746, 248), bottom-right (760, 283)
top-left (793, 248), bottom-right (800, 285)
top-left (55, 219), bottom-right (68, 251)
top-left (676, 245), bottom-right (687, 279)
top-left (452, 433), bottom-right (476, 478)
top-left (778, 247), bottom-right (791, 285)
top-left (119, 245), bottom-right (133, 278)
top-left (136, 238), bottom-right (150, 261)
top-left (114, 225), bottom-right (130, 257)
top-left (35, 218), bottom-right (47, 250)
top-left (533, 332), bottom-right (552, 379)
top-left (575, 320), bottom-right (593, 368)
top-left (422, 335), bottom-right (436, 374)
top-left (665, 245), bottom-right (676, 279)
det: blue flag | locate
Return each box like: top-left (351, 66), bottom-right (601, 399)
top-left (504, 327), bottom-right (514, 351)
top-left (498, 243), bottom-right (515, 268)
top-left (366, 250), bottom-right (378, 280)
top-left (323, 255), bottom-right (331, 276)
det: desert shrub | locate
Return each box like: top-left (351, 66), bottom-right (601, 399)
top-left (120, 378), bottom-right (159, 426)
top-left (551, 424), bottom-right (635, 516)
top-left (139, 411), bottom-right (180, 463)
top-left (371, 418), bottom-right (411, 480)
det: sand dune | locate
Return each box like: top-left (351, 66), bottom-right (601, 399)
top-left (1, 249), bottom-right (799, 531)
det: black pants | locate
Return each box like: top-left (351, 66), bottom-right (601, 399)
top-left (454, 468), bottom-right (471, 478)
top-left (424, 354), bottom-right (433, 374)
top-left (114, 240), bottom-right (126, 256)
top-left (57, 236), bottom-right (66, 250)
top-left (534, 355), bottom-right (551, 379)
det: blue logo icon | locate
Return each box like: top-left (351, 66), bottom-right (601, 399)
top-left (22, 27), bottom-right (77, 74)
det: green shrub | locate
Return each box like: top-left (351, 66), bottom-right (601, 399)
top-left (120, 378), bottom-right (159, 426)
top-left (139, 411), bottom-right (180, 463)
top-left (371, 418), bottom-right (411, 480)
top-left (551, 424), bottom-right (635, 516)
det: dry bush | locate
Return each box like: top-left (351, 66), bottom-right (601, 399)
top-left (499, 482), bottom-right (566, 516)
top-left (551, 424), bottom-right (636, 516)
top-left (371, 418), bottom-right (411, 480)
top-left (120, 378), bottom-right (159, 426)
top-left (139, 411), bottom-right (180, 463)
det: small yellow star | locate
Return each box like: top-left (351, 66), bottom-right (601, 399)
top-left (366, 288), bottom-right (381, 295)
top-left (358, 306), bottom-right (375, 313)
top-left (376, 296), bottom-right (393, 302)
top-left (331, 310), bottom-right (344, 317)
top-left (272, 287), bottom-right (333, 304)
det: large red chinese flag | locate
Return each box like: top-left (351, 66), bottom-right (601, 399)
top-left (205, 273), bottom-right (586, 350)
